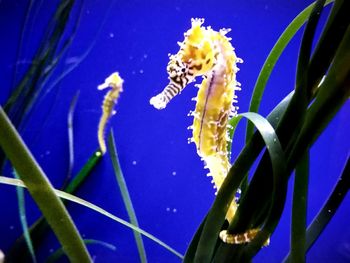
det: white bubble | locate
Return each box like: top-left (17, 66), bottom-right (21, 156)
top-left (172, 208), bottom-right (177, 213)
top-left (172, 171), bottom-right (177, 176)
top-left (139, 69), bottom-right (144, 74)
top-left (132, 161), bottom-right (137, 165)
top-left (109, 33), bottom-right (114, 38)
top-left (166, 207), bottom-right (170, 212)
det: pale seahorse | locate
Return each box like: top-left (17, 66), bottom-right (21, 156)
top-left (150, 18), bottom-right (261, 244)
top-left (97, 72), bottom-right (123, 154)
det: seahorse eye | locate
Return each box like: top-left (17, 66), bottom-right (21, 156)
top-left (168, 59), bottom-right (186, 77)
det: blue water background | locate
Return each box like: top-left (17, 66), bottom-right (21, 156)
top-left (0, 0), bottom-right (349, 262)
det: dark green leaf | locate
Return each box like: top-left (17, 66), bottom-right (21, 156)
top-left (194, 112), bottom-right (286, 262)
top-left (289, 152), bottom-right (309, 263)
top-left (246, 0), bottom-right (334, 141)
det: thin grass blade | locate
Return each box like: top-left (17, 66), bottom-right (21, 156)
top-left (64, 150), bottom-right (102, 194)
top-left (46, 239), bottom-right (116, 263)
top-left (107, 130), bottom-right (148, 263)
top-left (13, 170), bottom-right (37, 263)
top-left (63, 91), bottom-right (80, 188)
top-left (0, 176), bottom-right (184, 260)
top-left (289, 152), bottom-right (309, 263)
top-left (308, 0), bottom-right (350, 95)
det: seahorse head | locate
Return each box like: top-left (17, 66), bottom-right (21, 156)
top-left (175, 18), bottom-right (216, 76)
top-left (149, 18), bottom-right (219, 110)
top-left (98, 72), bottom-right (124, 91)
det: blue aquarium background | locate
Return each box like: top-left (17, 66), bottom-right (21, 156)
top-left (0, 0), bottom-right (349, 262)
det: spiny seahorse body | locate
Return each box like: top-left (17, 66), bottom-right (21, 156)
top-left (97, 72), bottom-right (123, 154)
top-left (150, 18), bottom-right (241, 221)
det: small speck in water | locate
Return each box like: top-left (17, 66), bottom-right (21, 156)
top-left (109, 32), bottom-right (114, 38)
top-left (9, 225), bottom-right (14, 230)
top-left (172, 208), bottom-right (177, 213)
top-left (172, 171), bottom-right (177, 176)
top-left (166, 207), bottom-right (170, 212)
top-left (132, 160), bottom-right (137, 165)
top-left (139, 69), bottom-right (144, 74)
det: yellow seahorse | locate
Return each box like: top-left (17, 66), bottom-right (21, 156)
top-left (97, 72), bottom-right (123, 154)
top-left (150, 18), bottom-right (260, 244)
